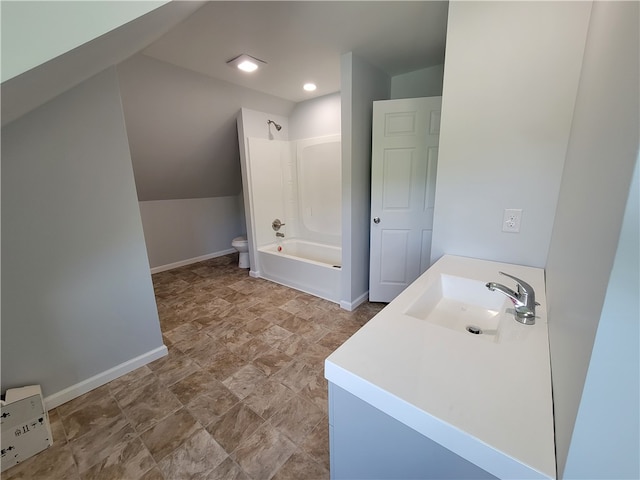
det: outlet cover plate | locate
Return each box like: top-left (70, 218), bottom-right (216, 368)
top-left (503, 209), bottom-right (522, 233)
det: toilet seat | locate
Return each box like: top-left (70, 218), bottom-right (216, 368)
top-left (232, 236), bottom-right (248, 248)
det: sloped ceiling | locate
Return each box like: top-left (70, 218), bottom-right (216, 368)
top-left (142, 1), bottom-right (449, 102)
top-left (2, 1), bottom-right (449, 202)
top-left (124, 1), bottom-right (449, 201)
top-left (117, 53), bottom-right (295, 201)
top-left (1, 1), bottom-right (205, 126)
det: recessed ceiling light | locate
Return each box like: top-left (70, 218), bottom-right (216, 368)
top-left (227, 54), bottom-right (266, 73)
top-left (303, 83), bottom-right (317, 92)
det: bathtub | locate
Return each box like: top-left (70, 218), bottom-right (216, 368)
top-left (257, 239), bottom-right (341, 303)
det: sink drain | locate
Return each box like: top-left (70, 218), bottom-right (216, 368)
top-left (466, 325), bottom-right (483, 335)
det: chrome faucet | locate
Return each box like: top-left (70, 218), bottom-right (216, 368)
top-left (486, 272), bottom-right (538, 325)
top-left (276, 232), bottom-right (285, 238)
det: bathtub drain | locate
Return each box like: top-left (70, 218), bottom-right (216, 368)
top-left (466, 325), bottom-right (483, 335)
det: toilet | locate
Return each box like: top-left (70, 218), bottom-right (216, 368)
top-left (231, 236), bottom-right (249, 268)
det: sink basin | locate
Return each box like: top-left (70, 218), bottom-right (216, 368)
top-left (404, 274), bottom-right (509, 342)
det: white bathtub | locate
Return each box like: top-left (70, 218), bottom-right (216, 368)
top-left (257, 239), bottom-right (341, 303)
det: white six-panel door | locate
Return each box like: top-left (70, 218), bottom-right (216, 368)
top-left (369, 97), bottom-right (442, 303)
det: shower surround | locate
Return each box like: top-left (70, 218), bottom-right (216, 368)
top-left (238, 109), bottom-right (342, 303)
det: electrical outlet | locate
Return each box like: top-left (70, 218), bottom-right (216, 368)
top-left (502, 209), bottom-right (522, 233)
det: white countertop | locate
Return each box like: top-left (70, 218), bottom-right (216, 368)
top-left (325, 255), bottom-right (556, 479)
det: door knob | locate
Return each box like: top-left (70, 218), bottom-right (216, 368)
top-left (373, 217), bottom-right (381, 224)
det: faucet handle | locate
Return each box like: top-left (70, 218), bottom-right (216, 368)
top-left (498, 271), bottom-right (535, 301)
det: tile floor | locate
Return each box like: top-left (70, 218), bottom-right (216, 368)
top-left (4, 254), bottom-right (384, 480)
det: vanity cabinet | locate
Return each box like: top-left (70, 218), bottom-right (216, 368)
top-left (328, 383), bottom-right (495, 479)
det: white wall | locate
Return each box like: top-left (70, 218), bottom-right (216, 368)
top-left (431, 1), bottom-right (592, 268)
top-left (564, 157), bottom-right (639, 479)
top-left (1, 68), bottom-right (165, 403)
top-left (289, 92), bottom-right (341, 140)
top-left (545, 2), bottom-right (640, 477)
top-left (1, 0), bottom-right (169, 82)
top-left (340, 52), bottom-right (390, 309)
top-left (391, 64), bottom-right (444, 99)
top-left (139, 196), bottom-right (244, 270)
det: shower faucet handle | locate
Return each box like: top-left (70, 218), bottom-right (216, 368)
top-left (272, 219), bottom-right (285, 231)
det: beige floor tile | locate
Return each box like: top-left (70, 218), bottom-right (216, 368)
top-left (317, 330), bottom-right (351, 352)
top-left (300, 419), bottom-right (330, 471)
top-left (79, 437), bottom-right (155, 480)
top-left (169, 369), bottom-right (224, 405)
top-left (69, 416), bottom-right (135, 472)
top-left (242, 379), bottom-right (296, 421)
top-left (48, 408), bottom-right (68, 446)
top-left (61, 395), bottom-right (122, 442)
top-left (204, 347), bottom-right (247, 381)
top-left (222, 364), bottom-right (268, 399)
top-left (109, 367), bottom-right (157, 404)
top-left (157, 429), bottom-right (227, 479)
top-left (272, 450), bottom-right (330, 480)
top-left (206, 403), bottom-right (264, 453)
top-left (139, 408), bottom-right (201, 462)
top-left (269, 395), bottom-right (325, 445)
top-left (241, 316), bottom-right (272, 335)
top-left (272, 360), bottom-right (320, 393)
top-left (298, 371), bottom-right (329, 414)
top-left (228, 336), bottom-right (273, 361)
top-left (148, 349), bottom-right (200, 387)
top-left (257, 324), bottom-right (293, 347)
top-left (185, 385), bottom-right (240, 426)
top-left (231, 422), bottom-right (297, 480)
top-left (110, 364), bottom-right (154, 387)
top-left (296, 342), bottom-right (333, 369)
top-left (208, 457), bottom-right (251, 480)
top-left (271, 333), bottom-right (310, 357)
top-left (56, 384), bottom-right (112, 418)
top-left (118, 379), bottom-right (182, 433)
top-left (138, 467), bottom-right (164, 480)
top-left (257, 306), bottom-right (295, 325)
top-left (252, 349), bottom-right (293, 377)
top-left (176, 333), bottom-right (225, 367)
top-left (163, 322), bottom-right (204, 346)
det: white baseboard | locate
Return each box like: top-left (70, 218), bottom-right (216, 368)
top-left (340, 291), bottom-right (369, 311)
top-left (150, 248), bottom-right (236, 274)
top-left (249, 269), bottom-right (260, 278)
top-left (44, 345), bottom-right (168, 410)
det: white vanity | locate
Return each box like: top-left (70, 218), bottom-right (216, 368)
top-left (325, 255), bottom-right (556, 479)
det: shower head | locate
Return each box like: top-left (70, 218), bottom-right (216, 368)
top-left (267, 119), bottom-right (282, 131)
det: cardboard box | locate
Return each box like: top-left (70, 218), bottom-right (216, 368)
top-left (1, 385), bottom-right (53, 472)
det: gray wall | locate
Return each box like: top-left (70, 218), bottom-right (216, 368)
top-left (289, 92), bottom-right (341, 141)
top-left (117, 54), bottom-right (295, 201)
top-left (390, 64), bottom-right (444, 99)
top-left (545, 2), bottom-right (640, 477)
top-left (1, 67), bottom-right (164, 398)
top-left (431, 1), bottom-right (592, 268)
top-left (139, 196), bottom-right (244, 270)
top-left (117, 54), bottom-right (295, 269)
top-left (340, 52), bottom-right (390, 309)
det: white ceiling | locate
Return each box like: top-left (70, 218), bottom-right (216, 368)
top-left (142, 1), bottom-right (449, 102)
